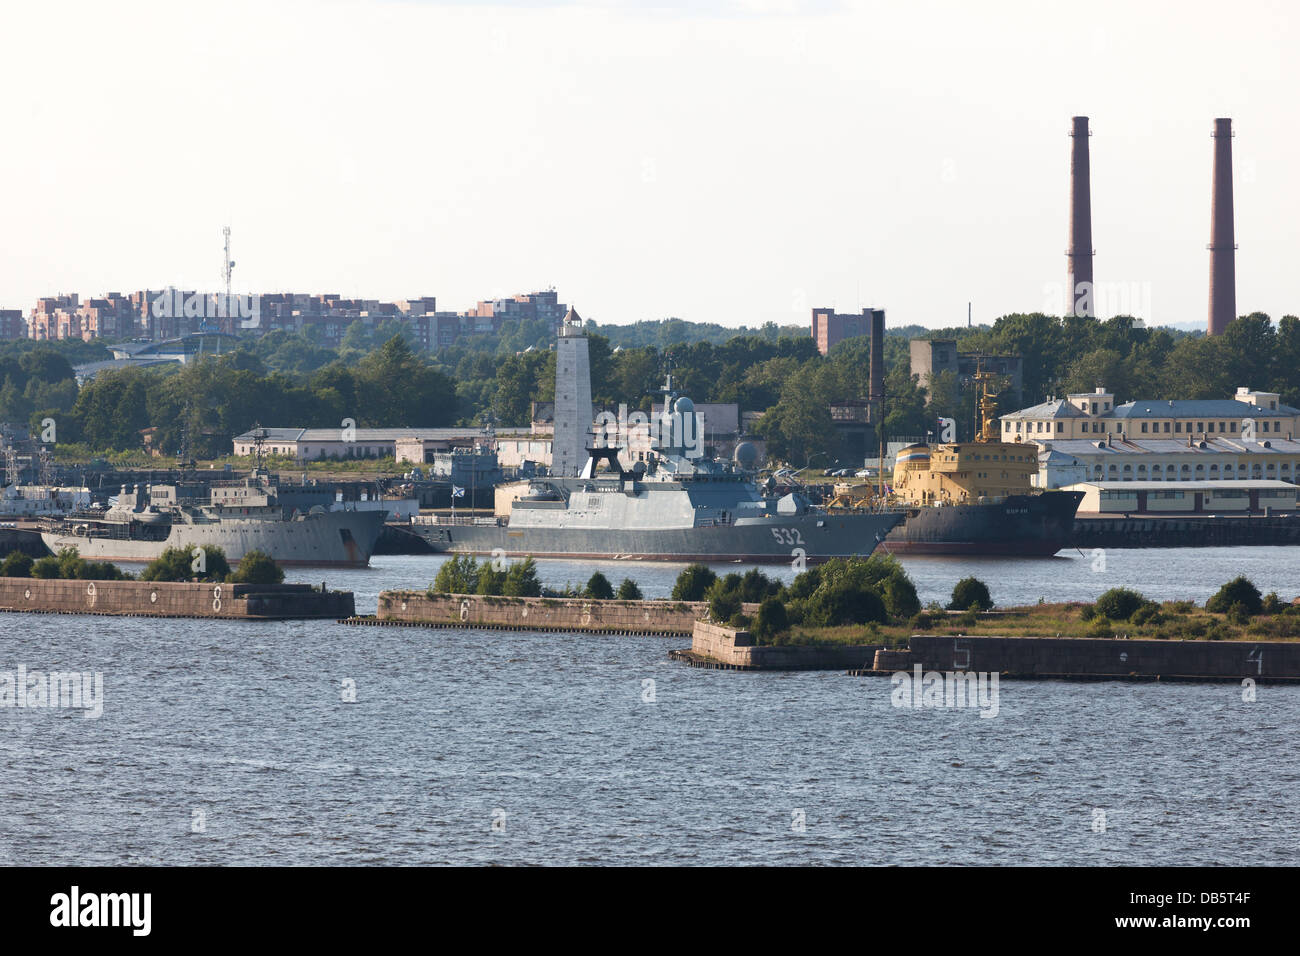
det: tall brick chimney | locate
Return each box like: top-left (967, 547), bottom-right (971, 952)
top-left (868, 309), bottom-right (885, 406)
top-left (1208, 117), bottom-right (1237, 336)
top-left (1067, 116), bottom-right (1094, 317)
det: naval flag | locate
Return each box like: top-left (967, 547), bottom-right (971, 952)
top-left (452, 486), bottom-right (466, 498)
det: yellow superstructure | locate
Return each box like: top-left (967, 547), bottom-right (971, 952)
top-left (892, 367), bottom-right (1039, 506)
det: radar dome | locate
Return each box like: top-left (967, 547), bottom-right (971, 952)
top-left (673, 396), bottom-right (695, 416)
top-left (733, 442), bottom-right (759, 469)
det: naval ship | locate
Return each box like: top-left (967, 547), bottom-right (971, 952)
top-left (872, 369), bottom-right (1083, 555)
top-left (38, 470), bottom-right (385, 567)
top-left (409, 390), bottom-right (903, 563)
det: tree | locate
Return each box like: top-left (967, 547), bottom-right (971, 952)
top-left (584, 572), bottom-right (614, 600)
top-left (948, 577), bottom-right (993, 611)
top-left (476, 564), bottom-right (507, 595)
top-left (1206, 577), bottom-right (1262, 617)
top-left (0, 551), bottom-right (34, 577)
top-left (804, 583), bottom-right (886, 627)
top-left (882, 573), bottom-right (921, 620)
top-left (229, 549), bottom-right (284, 585)
top-left (502, 557), bottom-right (542, 597)
top-left (31, 555), bottom-right (63, 578)
top-left (433, 554), bottom-right (480, 594)
top-left (751, 596), bottom-right (789, 641)
top-left (616, 578), bottom-right (643, 600)
top-left (492, 351), bottom-right (549, 427)
top-left (708, 589), bottom-right (742, 624)
top-left (1095, 587), bottom-right (1145, 620)
top-left (671, 564), bottom-right (717, 602)
top-left (141, 545), bottom-right (229, 583)
top-left (739, 568), bottom-right (780, 603)
top-left (755, 364), bottom-right (839, 466)
top-left (354, 335), bottom-right (457, 428)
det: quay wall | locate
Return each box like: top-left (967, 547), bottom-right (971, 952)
top-left (1071, 514), bottom-right (1300, 549)
top-left (376, 591), bottom-right (753, 635)
top-left (901, 634), bottom-right (1300, 681)
top-left (686, 624), bottom-right (1300, 680)
top-left (688, 622), bottom-right (878, 670)
top-left (0, 577), bottom-right (353, 620)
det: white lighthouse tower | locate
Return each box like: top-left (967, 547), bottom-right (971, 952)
top-left (551, 307), bottom-right (593, 477)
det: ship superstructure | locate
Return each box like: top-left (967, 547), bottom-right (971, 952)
top-left (38, 469), bottom-right (384, 567)
top-left (880, 367), bottom-right (1083, 555)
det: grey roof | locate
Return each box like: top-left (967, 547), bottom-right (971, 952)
top-left (235, 427), bottom-right (487, 442)
top-left (1065, 479), bottom-right (1298, 490)
top-left (1110, 399), bottom-right (1300, 419)
top-left (233, 427), bottom-right (306, 442)
top-left (1044, 437), bottom-right (1300, 457)
top-left (1039, 449), bottom-right (1084, 463)
top-left (73, 357), bottom-right (179, 382)
top-left (1001, 399), bottom-right (1086, 420)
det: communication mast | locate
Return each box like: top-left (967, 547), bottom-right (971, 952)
top-left (222, 225), bottom-right (235, 300)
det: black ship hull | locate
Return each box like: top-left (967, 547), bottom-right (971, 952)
top-left (880, 491), bottom-right (1084, 556)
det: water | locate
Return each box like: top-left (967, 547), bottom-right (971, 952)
top-left (2, 548), bottom-right (1298, 865)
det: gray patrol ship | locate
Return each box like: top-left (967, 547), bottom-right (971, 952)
top-left (38, 470), bottom-right (385, 567)
top-left (410, 391), bottom-right (903, 564)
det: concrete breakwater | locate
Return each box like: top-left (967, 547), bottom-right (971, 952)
top-left (1071, 514), bottom-right (1300, 549)
top-left (680, 623), bottom-right (1300, 681)
top-left (0, 577), bottom-right (354, 620)
top-left (353, 591), bottom-right (752, 635)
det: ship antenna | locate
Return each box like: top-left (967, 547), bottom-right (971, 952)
top-left (249, 422), bottom-right (267, 472)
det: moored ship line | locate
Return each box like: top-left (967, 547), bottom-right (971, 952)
top-left (409, 381), bottom-right (903, 563)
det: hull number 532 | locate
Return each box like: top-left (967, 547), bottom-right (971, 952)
top-left (770, 528), bottom-right (804, 546)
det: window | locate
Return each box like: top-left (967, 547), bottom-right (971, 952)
top-left (1164, 422), bottom-right (1171, 433)
top-left (1175, 422), bottom-right (1182, 433)
top-left (1141, 423), bottom-right (1149, 433)
top-left (1056, 422), bottom-right (1063, 433)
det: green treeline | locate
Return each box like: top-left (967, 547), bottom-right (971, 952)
top-left (0, 545), bottom-right (284, 586)
top-left (9, 310), bottom-right (1300, 462)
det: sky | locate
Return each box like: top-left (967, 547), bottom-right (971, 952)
top-left (2, 0), bottom-right (1297, 330)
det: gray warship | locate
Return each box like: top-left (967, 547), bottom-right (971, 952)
top-left (410, 390), bottom-right (903, 563)
top-left (38, 470), bottom-right (385, 567)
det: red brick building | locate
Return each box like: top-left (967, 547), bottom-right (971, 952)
top-left (811, 306), bottom-right (885, 356)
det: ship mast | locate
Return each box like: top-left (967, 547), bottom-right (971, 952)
top-left (973, 361), bottom-right (1000, 444)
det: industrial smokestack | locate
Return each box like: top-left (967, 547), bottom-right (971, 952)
top-left (1208, 117), bottom-right (1237, 336)
top-left (868, 309), bottom-right (885, 405)
top-left (1067, 116), bottom-right (1094, 317)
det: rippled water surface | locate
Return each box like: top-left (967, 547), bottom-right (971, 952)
top-left (2, 548), bottom-right (1298, 865)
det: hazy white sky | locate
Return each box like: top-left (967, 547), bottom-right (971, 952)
top-left (2, 0), bottom-right (1296, 329)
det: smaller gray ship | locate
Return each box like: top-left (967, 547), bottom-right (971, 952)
top-left (38, 470), bottom-right (385, 567)
top-left (410, 387), bottom-right (903, 564)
